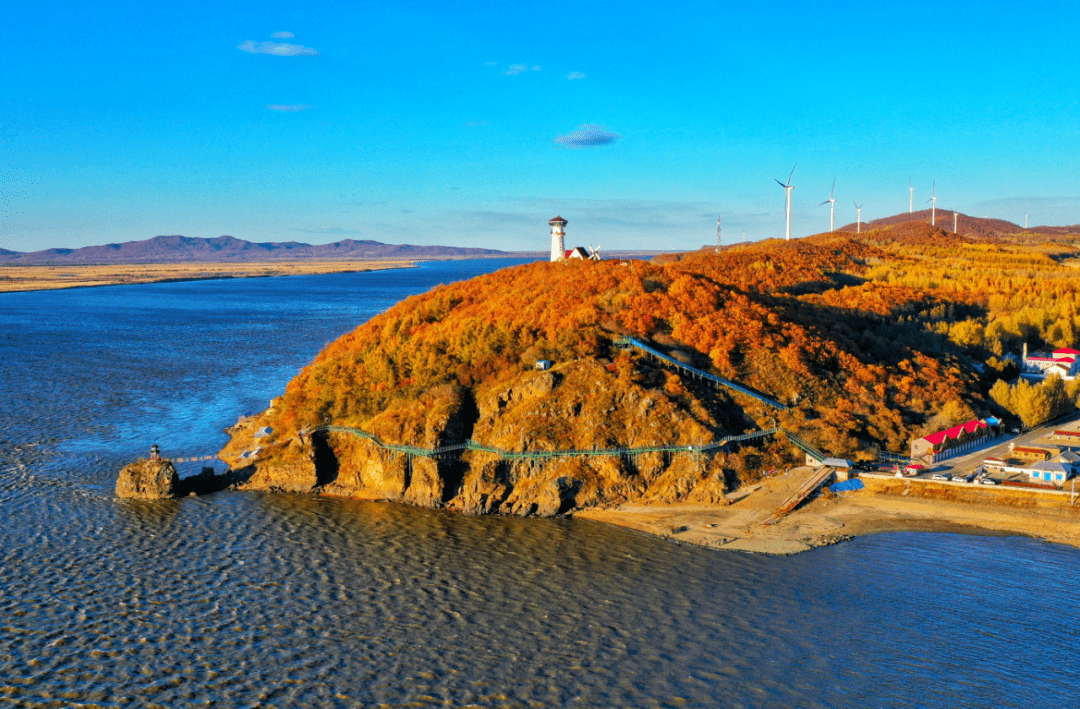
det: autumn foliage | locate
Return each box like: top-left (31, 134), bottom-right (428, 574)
top-left (266, 221), bottom-right (1080, 465)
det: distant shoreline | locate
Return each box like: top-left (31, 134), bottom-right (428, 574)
top-left (0, 259), bottom-right (424, 293)
top-left (0, 253), bottom-right (674, 293)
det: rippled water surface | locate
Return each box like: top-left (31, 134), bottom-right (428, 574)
top-left (2, 259), bottom-right (1079, 708)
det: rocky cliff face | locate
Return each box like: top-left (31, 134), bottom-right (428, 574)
top-left (220, 357), bottom-right (754, 516)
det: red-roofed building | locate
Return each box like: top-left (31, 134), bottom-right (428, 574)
top-left (910, 417), bottom-right (1004, 462)
top-left (1050, 429), bottom-right (1080, 446)
top-left (563, 246), bottom-right (600, 261)
top-left (1022, 344), bottom-right (1080, 378)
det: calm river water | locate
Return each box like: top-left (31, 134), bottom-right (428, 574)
top-left (2, 258), bottom-right (1079, 708)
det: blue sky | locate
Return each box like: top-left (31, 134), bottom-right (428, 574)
top-left (3, 0), bottom-right (1080, 252)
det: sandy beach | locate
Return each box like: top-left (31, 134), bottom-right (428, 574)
top-left (0, 260), bottom-right (417, 293)
top-left (577, 467), bottom-right (1080, 554)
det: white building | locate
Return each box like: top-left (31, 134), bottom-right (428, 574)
top-left (549, 216), bottom-right (567, 262)
top-left (1021, 346), bottom-right (1080, 380)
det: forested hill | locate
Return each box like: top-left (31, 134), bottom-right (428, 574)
top-left (835, 209), bottom-right (1080, 240)
top-left (0, 234), bottom-right (509, 264)
top-left (227, 220), bottom-right (1080, 515)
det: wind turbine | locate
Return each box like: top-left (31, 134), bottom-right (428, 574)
top-left (854, 202), bottom-right (864, 234)
top-left (716, 215), bottom-right (722, 252)
top-left (927, 180), bottom-right (937, 226)
top-left (819, 178), bottom-right (837, 232)
top-left (909, 178), bottom-right (913, 214)
top-left (953, 211), bottom-right (958, 232)
top-left (775, 164), bottom-right (796, 241)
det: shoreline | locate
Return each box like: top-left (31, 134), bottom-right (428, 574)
top-left (0, 259), bottom-right (420, 293)
top-left (170, 453), bottom-right (1080, 555)
top-left (575, 471), bottom-right (1080, 555)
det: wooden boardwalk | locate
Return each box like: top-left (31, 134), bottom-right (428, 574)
top-left (765, 467), bottom-right (836, 524)
top-left (618, 337), bottom-right (788, 410)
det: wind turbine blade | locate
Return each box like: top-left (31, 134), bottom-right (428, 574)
top-left (787, 164), bottom-right (796, 186)
top-left (819, 200), bottom-right (830, 206)
top-left (775, 179), bottom-right (787, 188)
top-left (830, 177), bottom-right (836, 198)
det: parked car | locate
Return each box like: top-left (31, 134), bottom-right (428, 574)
top-left (951, 474), bottom-right (971, 483)
top-left (931, 473), bottom-right (949, 481)
top-left (980, 477), bottom-right (999, 485)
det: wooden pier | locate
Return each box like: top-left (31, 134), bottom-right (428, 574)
top-left (765, 466), bottom-right (836, 524)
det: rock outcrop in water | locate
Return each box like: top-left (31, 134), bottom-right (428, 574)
top-left (116, 459), bottom-right (252, 500)
top-left (115, 459), bottom-right (180, 499)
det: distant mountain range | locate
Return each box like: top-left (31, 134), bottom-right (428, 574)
top-left (0, 235), bottom-right (511, 265)
top-left (835, 209), bottom-right (1080, 239)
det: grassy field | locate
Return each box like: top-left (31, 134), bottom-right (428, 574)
top-left (0, 260), bottom-right (417, 293)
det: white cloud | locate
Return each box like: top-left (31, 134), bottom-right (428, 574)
top-left (554, 124), bottom-right (620, 148)
top-left (532, 65), bottom-right (542, 71)
top-left (237, 40), bottom-right (319, 56)
top-left (267, 104), bottom-right (312, 112)
top-left (568, 71), bottom-right (586, 80)
top-left (502, 64), bottom-right (530, 75)
top-left (270, 31), bottom-right (294, 38)
top-left (486, 61), bottom-right (499, 66)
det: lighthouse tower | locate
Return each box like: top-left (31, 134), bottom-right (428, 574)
top-left (549, 215), bottom-right (567, 262)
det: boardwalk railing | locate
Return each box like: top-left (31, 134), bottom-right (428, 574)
top-left (313, 424), bottom-right (783, 462)
top-left (878, 450), bottom-right (913, 466)
top-left (782, 430), bottom-right (827, 463)
top-left (616, 337), bottom-right (788, 411)
top-left (170, 454), bottom-right (219, 463)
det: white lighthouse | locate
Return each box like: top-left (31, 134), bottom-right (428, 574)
top-left (549, 215), bottom-right (567, 261)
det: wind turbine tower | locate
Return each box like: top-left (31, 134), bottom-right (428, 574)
top-left (716, 215), bottom-right (722, 252)
top-left (854, 202), bottom-right (864, 234)
top-left (819, 178), bottom-right (837, 232)
top-left (775, 164), bottom-right (796, 241)
top-left (909, 178), bottom-right (913, 214)
top-left (1025, 214), bottom-right (1029, 229)
top-left (953, 211), bottom-right (958, 232)
top-left (927, 181), bottom-right (937, 226)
